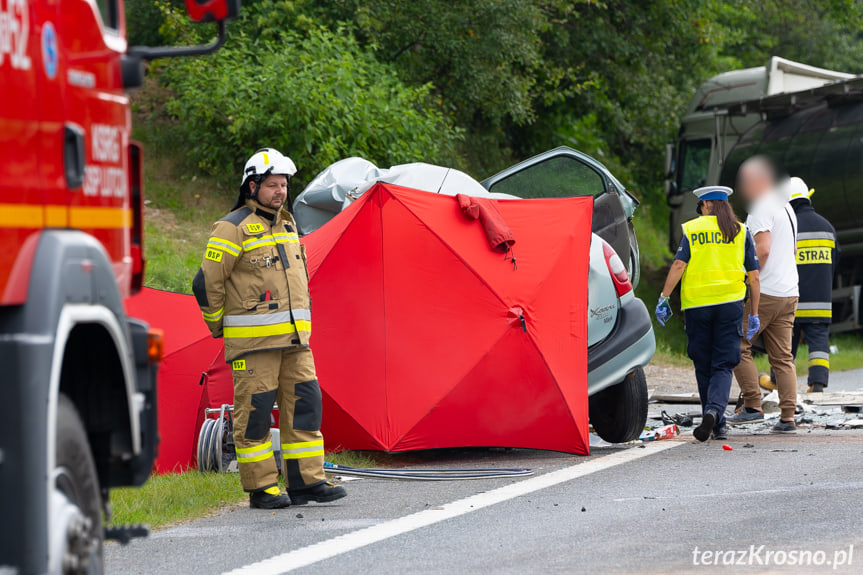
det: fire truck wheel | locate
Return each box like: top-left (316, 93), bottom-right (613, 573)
top-left (55, 394), bottom-right (103, 574)
top-left (589, 367), bottom-right (648, 443)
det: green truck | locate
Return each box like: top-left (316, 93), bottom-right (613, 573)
top-left (664, 56), bottom-right (863, 332)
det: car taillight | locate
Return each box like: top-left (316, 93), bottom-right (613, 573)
top-left (602, 240), bottom-right (633, 297)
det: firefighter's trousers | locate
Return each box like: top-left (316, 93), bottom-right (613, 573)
top-left (231, 348), bottom-right (326, 492)
top-left (792, 321), bottom-right (830, 387)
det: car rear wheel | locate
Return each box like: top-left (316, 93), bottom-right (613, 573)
top-left (589, 367), bottom-right (648, 443)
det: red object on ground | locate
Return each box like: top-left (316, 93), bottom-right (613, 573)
top-left (124, 288), bottom-right (223, 473)
top-left (455, 193), bottom-right (516, 251)
top-left (723, 444), bottom-right (734, 451)
top-left (303, 183), bottom-right (593, 454)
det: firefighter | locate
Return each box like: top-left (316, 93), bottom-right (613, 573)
top-left (193, 148), bottom-right (347, 509)
top-left (655, 186), bottom-right (761, 442)
top-left (760, 177), bottom-right (839, 393)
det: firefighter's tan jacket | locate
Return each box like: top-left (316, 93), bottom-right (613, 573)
top-left (193, 199), bottom-right (311, 362)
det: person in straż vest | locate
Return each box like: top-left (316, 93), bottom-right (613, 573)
top-left (655, 186), bottom-right (761, 442)
top-left (760, 177), bottom-right (839, 393)
top-left (192, 148), bottom-right (347, 509)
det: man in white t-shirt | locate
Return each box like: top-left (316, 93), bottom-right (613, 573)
top-left (728, 157), bottom-right (800, 433)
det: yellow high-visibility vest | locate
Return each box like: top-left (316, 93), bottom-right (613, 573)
top-left (680, 216), bottom-right (747, 310)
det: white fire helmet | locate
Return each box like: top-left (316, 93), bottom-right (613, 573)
top-left (234, 148), bottom-right (297, 210)
top-left (785, 176), bottom-right (814, 202)
top-left (240, 148), bottom-right (297, 189)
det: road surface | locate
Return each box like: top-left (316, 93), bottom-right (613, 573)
top-left (106, 426), bottom-right (863, 574)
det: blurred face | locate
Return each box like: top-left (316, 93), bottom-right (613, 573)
top-left (251, 174), bottom-right (289, 209)
top-left (738, 162), bottom-right (773, 204)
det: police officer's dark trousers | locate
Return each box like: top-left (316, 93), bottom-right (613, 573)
top-left (685, 301), bottom-right (744, 429)
top-left (792, 321), bottom-right (830, 387)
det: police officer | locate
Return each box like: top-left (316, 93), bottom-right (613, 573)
top-left (760, 177), bottom-right (839, 393)
top-left (656, 186), bottom-right (761, 442)
top-left (193, 148), bottom-right (347, 509)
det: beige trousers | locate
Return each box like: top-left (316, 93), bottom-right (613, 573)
top-left (231, 348), bottom-right (326, 492)
top-left (734, 294), bottom-right (798, 420)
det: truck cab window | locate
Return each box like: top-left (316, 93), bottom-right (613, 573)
top-left (677, 139), bottom-right (711, 194)
top-left (95, 0), bottom-right (119, 30)
top-left (489, 156), bottom-right (606, 198)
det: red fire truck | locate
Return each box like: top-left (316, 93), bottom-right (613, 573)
top-left (0, 0), bottom-right (237, 572)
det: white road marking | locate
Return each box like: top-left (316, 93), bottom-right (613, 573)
top-left (223, 441), bottom-right (683, 575)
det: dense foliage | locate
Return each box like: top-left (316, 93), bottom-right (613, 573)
top-left (133, 0), bottom-right (863, 211)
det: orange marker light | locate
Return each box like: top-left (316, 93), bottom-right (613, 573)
top-left (147, 328), bottom-right (164, 364)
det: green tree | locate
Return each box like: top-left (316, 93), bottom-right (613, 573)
top-left (712, 0), bottom-right (863, 72)
top-left (155, 21), bottom-right (460, 186)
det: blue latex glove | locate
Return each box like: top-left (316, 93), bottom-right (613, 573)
top-left (747, 314), bottom-right (760, 341)
top-left (655, 296), bottom-right (672, 327)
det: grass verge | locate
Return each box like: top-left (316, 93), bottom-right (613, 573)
top-left (108, 471), bottom-right (244, 529)
top-left (108, 452), bottom-right (378, 529)
top-left (142, 154), bottom-right (233, 293)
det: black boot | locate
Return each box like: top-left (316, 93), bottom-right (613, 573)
top-left (694, 411), bottom-right (716, 442)
top-left (250, 489), bottom-right (292, 509)
top-left (289, 482), bottom-right (347, 505)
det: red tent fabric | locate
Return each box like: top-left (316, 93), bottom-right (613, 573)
top-left (304, 183), bottom-right (593, 454)
top-left (134, 182), bottom-right (593, 465)
top-left (124, 288), bottom-right (222, 473)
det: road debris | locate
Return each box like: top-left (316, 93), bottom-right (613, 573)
top-left (660, 410), bottom-right (693, 426)
top-left (803, 392), bottom-right (863, 406)
top-left (761, 390), bottom-right (780, 413)
top-left (639, 424), bottom-right (679, 442)
top-left (722, 444), bottom-right (733, 451)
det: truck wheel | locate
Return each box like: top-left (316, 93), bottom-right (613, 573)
top-left (54, 394), bottom-right (103, 574)
top-left (589, 367), bottom-right (648, 443)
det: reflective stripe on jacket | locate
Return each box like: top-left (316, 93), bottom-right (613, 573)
top-left (192, 199), bottom-right (311, 362)
top-left (680, 216), bottom-right (747, 310)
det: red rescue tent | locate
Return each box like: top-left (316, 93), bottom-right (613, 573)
top-left (124, 288), bottom-right (222, 472)
top-left (303, 183), bottom-right (593, 454)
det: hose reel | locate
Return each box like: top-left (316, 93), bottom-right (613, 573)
top-left (197, 403), bottom-right (534, 480)
top-left (196, 404), bottom-right (234, 473)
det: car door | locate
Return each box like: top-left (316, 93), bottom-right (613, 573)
top-left (481, 146), bottom-right (634, 267)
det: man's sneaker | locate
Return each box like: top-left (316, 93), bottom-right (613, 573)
top-left (289, 481), bottom-right (347, 506)
top-left (712, 425), bottom-right (728, 441)
top-left (250, 486), bottom-right (292, 509)
top-left (694, 411), bottom-right (716, 442)
top-left (807, 383), bottom-right (825, 393)
top-left (727, 408), bottom-right (765, 426)
top-left (771, 420), bottom-right (798, 434)
top-left (758, 373), bottom-right (777, 391)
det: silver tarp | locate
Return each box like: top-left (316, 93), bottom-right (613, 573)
top-left (293, 157), bottom-right (515, 234)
